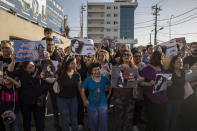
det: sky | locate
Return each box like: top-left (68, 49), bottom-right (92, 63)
top-left (57, 0), bottom-right (197, 46)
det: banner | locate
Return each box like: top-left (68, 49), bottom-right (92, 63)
top-left (70, 39), bottom-right (95, 55)
top-left (111, 66), bottom-right (138, 88)
top-left (153, 73), bottom-right (172, 94)
top-left (14, 40), bottom-right (47, 62)
top-left (0, 0), bottom-right (64, 34)
top-left (103, 39), bottom-right (116, 49)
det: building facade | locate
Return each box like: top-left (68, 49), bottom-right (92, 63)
top-left (87, 0), bottom-right (138, 46)
top-left (0, 0), bottom-right (70, 49)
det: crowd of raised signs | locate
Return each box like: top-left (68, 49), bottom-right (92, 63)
top-left (0, 27), bottom-right (197, 131)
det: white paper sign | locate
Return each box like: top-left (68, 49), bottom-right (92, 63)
top-left (159, 40), bottom-right (177, 58)
top-left (70, 39), bottom-right (95, 55)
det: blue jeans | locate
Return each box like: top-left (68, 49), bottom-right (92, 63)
top-left (87, 107), bottom-right (108, 131)
top-left (57, 96), bottom-right (78, 131)
top-left (165, 100), bottom-right (182, 131)
top-left (5, 112), bottom-right (20, 131)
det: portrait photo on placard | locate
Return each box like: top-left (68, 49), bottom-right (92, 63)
top-left (111, 66), bottom-right (138, 88)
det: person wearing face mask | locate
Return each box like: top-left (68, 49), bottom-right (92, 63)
top-left (8, 60), bottom-right (46, 131)
top-left (181, 42), bottom-right (197, 131)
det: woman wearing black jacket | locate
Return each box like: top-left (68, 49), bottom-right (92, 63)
top-left (8, 60), bottom-right (46, 131)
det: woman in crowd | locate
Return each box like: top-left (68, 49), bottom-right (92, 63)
top-left (80, 63), bottom-right (111, 131)
top-left (112, 49), bottom-right (139, 131)
top-left (56, 55), bottom-right (81, 131)
top-left (165, 56), bottom-right (185, 131)
top-left (132, 50), bottom-right (146, 131)
top-left (139, 51), bottom-right (168, 131)
top-left (0, 72), bottom-right (21, 131)
top-left (96, 49), bottom-right (111, 78)
top-left (8, 60), bottom-right (46, 131)
top-left (76, 55), bottom-right (88, 130)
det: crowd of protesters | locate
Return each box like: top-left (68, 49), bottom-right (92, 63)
top-left (0, 27), bottom-right (197, 131)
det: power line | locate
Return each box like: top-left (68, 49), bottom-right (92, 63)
top-left (158, 6), bottom-right (197, 21)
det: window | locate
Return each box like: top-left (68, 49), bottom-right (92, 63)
top-left (114, 6), bottom-right (118, 9)
top-left (114, 21), bottom-right (118, 24)
top-left (106, 21), bottom-right (111, 24)
top-left (106, 29), bottom-right (111, 32)
top-left (107, 6), bottom-right (111, 9)
top-left (106, 14), bottom-right (111, 17)
top-left (114, 14), bottom-right (118, 17)
top-left (114, 29), bottom-right (118, 32)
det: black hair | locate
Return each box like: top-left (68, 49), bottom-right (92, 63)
top-left (88, 63), bottom-right (101, 75)
top-left (71, 39), bottom-right (84, 54)
top-left (46, 38), bottom-right (53, 42)
top-left (167, 55), bottom-right (181, 73)
top-left (146, 45), bottom-right (153, 50)
top-left (44, 28), bottom-right (52, 34)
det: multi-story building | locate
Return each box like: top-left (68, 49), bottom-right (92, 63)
top-left (87, 0), bottom-right (138, 46)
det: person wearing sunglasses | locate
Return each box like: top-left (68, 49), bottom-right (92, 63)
top-left (112, 49), bottom-right (141, 131)
top-left (8, 60), bottom-right (46, 131)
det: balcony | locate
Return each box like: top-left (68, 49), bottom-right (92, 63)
top-left (88, 15), bottom-right (104, 20)
top-left (88, 23), bottom-right (104, 27)
top-left (87, 31), bottom-right (105, 35)
top-left (88, 8), bottom-right (105, 12)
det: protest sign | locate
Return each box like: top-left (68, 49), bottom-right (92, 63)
top-left (103, 39), bottom-right (116, 49)
top-left (71, 39), bottom-right (95, 55)
top-left (52, 61), bottom-right (59, 71)
top-left (111, 66), bottom-right (138, 88)
top-left (53, 36), bottom-right (64, 44)
top-left (42, 60), bottom-right (56, 79)
top-left (153, 73), bottom-right (172, 94)
top-left (14, 40), bottom-right (47, 62)
top-left (159, 40), bottom-right (177, 58)
top-left (0, 61), bottom-right (3, 84)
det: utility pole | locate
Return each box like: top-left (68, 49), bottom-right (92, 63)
top-left (80, 4), bottom-right (86, 38)
top-left (152, 4), bottom-right (161, 45)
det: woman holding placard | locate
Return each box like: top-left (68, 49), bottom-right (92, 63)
top-left (139, 51), bottom-right (169, 131)
top-left (112, 49), bottom-right (141, 131)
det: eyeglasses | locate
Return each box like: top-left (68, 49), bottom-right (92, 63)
top-left (134, 55), bottom-right (142, 58)
top-left (122, 54), bottom-right (130, 57)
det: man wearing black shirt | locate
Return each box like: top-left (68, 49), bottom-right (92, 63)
top-left (182, 42), bottom-right (197, 131)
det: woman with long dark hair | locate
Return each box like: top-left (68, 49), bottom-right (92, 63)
top-left (56, 55), bottom-right (81, 131)
top-left (139, 51), bottom-right (168, 131)
top-left (165, 56), bottom-right (185, 131)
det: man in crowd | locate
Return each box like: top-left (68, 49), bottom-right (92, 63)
top-left (182, 42), bottom-right (197, 131)
top-left (143, 44), bottom-right (153, 64)
top-left (0, 40), bottom-right (13, 70)
top-left (42, 28), bottom-right (53, 40)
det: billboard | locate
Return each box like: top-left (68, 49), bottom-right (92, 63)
top-left (0, 0), bottom-right (64, 34)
